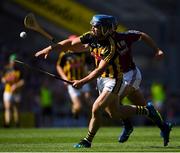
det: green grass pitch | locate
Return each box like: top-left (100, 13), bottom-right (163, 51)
top-left (0, 126), bottom-right (179, 152)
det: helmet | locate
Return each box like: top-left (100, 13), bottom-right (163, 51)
top-left (90, 14), bottom-right (118, 36)
top-left (9, 53), bottom-right (17, 62)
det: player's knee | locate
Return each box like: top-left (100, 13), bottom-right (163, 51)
top-left (74, 101), bottom-right (82, 109)
top-left (4, 106), bottom-right (11, 111)
top-left (92, 104), bottom-right (101, 118)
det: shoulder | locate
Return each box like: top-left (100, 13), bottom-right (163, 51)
top-left (62, 52), bottom-right (74, 59)
top-left (59, 51), bottom-right (66, 57)
top-left (114, 30), bottom-right (142, 42)
top-left (81, 31), bottom-right (92, 36)
top-left (57, 52), bottom-right (66, 62)
top-left (126, 30), bottom-right (141, 35)
top-left (116, 30), bottom-right (141, 35)
top-left (80, 31), bottom-right (95, 44)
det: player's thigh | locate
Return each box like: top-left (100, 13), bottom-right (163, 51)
top-left (95, 77), bottom-right (122, 114)
top-left (3, 92), bottom-right (12, 109)
top-left (68, 90), bottom-right (81, 103)
top-left (105, 94), bottom-right (123, 118)
top-left (67, 85), bottom-right (82, 105)
top-left (127, 89), bottom-right (146, 106)
top-left (3, 100), bottom-right (11, 109)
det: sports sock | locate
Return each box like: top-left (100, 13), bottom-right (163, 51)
top-left (136, 106), bottom-right (149, 115)
top-left (85, 131), bottom-right (96, 143)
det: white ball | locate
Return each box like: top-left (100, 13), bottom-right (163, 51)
top-left (20, 31), bottom-right (27, 38)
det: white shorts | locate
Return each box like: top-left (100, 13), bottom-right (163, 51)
top-left (67, 84), bottom-right (91, 98)
top-left (123, 66), bottom-right (142, 90)
top-left (96, 77), bottom-right (125, 96)
top-left (3, 92), bottom-right (21, 103)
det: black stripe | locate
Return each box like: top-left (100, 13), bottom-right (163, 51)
top-left (112, 79), bottom-right (122, 94)
top-left (130, 68), bottom-right (137, 86)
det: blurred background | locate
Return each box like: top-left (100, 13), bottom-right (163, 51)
top-left (0, 0), bottom-right (180, 128)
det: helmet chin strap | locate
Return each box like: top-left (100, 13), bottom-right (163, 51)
top-left (101, 26), bottom-right (114, 38)
top-left (97, 33), bottom-right (109, 40)
top-left (92, 25), bottom-right (114, 40)
top-left (101, 26), bottom-right (108, 36)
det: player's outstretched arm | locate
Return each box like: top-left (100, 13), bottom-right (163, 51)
top-left (11, 79), bottom-right (24, 92)
top-left (141, 32), bottom-right (164, 59)
top-left (35, 37), bottom-right (86, 59)
top-left (35, 39), bottom-right (71, 59)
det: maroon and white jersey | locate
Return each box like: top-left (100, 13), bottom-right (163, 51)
top-left (113, 30), bottom-right (142, 72)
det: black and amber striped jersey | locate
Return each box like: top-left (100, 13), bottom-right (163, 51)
top-left (80, 32), bottom-right (123, 79)
top-left (57, 52), bottom-right (87, 80)
top-left (2, 64), bottom-right (22, 93)
top-left (113, 30), bottom-right (141, 72)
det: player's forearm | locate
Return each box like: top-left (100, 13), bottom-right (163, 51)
top-left (56, 65), bottom-right (68, 80)
top-left (15, 80), bottom-right (24, 89)
top-left (141, 32), bottom-right (159, 53)
top-left (50, 39), bottom-right (72, 52)
top-left (35, 38), bottom-right (84, 58)
top-left (51, 39), bottom-right (84, 53)
top-left (80, 67), bottom-right (104, 84)
top-left (80, 60), bottom-right (106, 84)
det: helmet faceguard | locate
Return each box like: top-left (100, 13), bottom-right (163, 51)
top-left (90, 14), bottom-right (118, 37)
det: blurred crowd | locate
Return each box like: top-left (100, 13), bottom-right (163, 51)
top-left (0, 51), bottom-right (180, 128)
top-left (0, 51), bottom-right (97, 128)
top-left (0, 0), bottom-right (180, 128)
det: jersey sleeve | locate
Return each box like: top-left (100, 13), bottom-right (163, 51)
top-left (57, 52), bottom-right (65, 66)
top-left (125, 30), bottom-right (142, 43)
top-left (80, 32), bottom-right (93, 44)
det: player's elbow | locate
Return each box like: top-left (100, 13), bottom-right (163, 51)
top-left (140, 32), bottom-right (150, 40)
top-left (94, 67), bottom-right (104, 77)
top-left (56, 64), bottom-right (59, 70)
